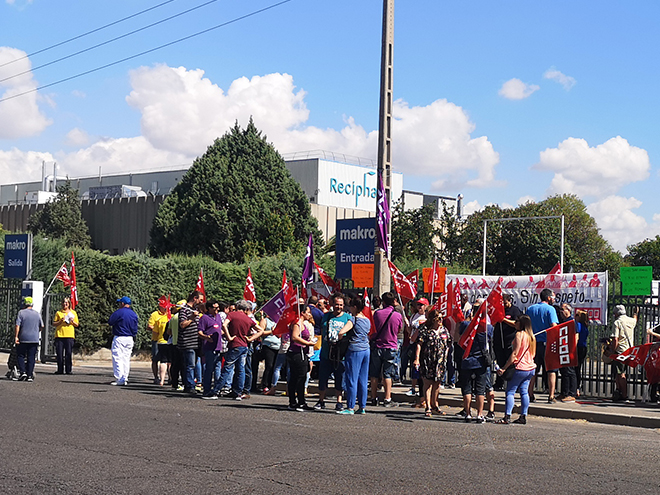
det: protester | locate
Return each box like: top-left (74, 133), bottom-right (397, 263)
top-left (199, 300), bottom-right (226, 399)
top-left (496, 314), bottom-right (536, 425)
top-left (413, 309), bottom-right (450, 417)
top-left (177, 291), bottom-right (203, 394)
top-left (53, 296), bottom-right (78, 375)
top-left (217, 300), bottom-right (263, 400)
top-left (369, 292), bottom-right (403, 407)
top-left (268, 330), bottom-right (290, 395)
top-left (257, 317), bottom-right (279, 394)
top-left (148, 297), bottom-right (171, 386)
top-left (458, 298), bottom-right (492, 423)
top-left (287, 304), bottom-right (317, 411)
top-left (525, 289), bottom-right (559, 403)
top-left (405, 298), bottom-right (428, 398)
top-left (337, 297), bottom-right (371, 415)
top-left (14, 297), bottom-right (44, 382)
top-left (575, 310), bottom-right (590, 397)
top-left (493, 294), bottom-right (521, 390)
top-left (108, 296), bottom-right (138, 386)
top-left (315, 293), bottom-right (352, 411)
top-left (167, 300), bottom-right (186, 391)
top-left (557, 303), bottom-right (579, 402)
top-left (612, 304), bottom-right (637, 402)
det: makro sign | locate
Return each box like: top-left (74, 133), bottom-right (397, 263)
top-left (335, 218), bottom-right (376, 279)
top-left (4, 233), bottom-right (32, 279)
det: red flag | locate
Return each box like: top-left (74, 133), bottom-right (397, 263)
top-left (406, 269), bottom-right (419, 290)
top-left (273, 284), bottom-right (299, 336)
top-left (55, 262), bottom-right (71, 287)
top-left (158, 295), bottom-right (173, 321)
top-left (433, 290), bottom-right (448, 314)
top-left (281, 269), bottom-right (287, 290)
top-left (614, 343), bottom-right (652, 368)
top-left (70, 252), bottom-right (78, 309)
top-left (314, 263), bottom-right (339, 292)
top-left (196, 268), bottom-right (206, 303)
top-left (545, 320), bottom-right (578, 370)
top-left (449, 280), bottom-right (465, 323)
top-left (426, 258), bottom-right (440, 293)
top-left (363, 290), bottom-right (376, 336)
top-left (549, 262), bottom-right (561, 274)
top-left (458, 301), bottom-right (487, 356)
top-left (243, 267), bottom-right (256, 303)
top-left (484, 280), bottom-right (505, 325)
top-left (644, 344), bottom-right (660, 384)
top-left (387, 260), bottom-right (417, 302)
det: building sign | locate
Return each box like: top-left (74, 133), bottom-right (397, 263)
top-left (447, 272), bottom-right (608, 325)
top-left (4, 233), bottom-right (32, 279)
top-left (335, 218), bottom-right (376, 279)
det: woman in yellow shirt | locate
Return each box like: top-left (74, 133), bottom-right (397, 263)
top-left (53, 297), bottom-right (79, 375)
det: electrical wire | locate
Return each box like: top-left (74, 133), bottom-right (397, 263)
top-left (0, 0), bottom-right (292, 104)
top-left (0, 0), bottom-right (178, 70)
top-left (0, 0), bottom-right (220, 84)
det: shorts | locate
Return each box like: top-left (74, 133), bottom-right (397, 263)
top-left (318, 357), bottom-right (344, 392)
top-left (152, 342), bottom-right (171, 363)
top-left (534, 342), bottom-right (558, 374)
top-left (460, 367), bottom-right (487, 396)
top-left (369, 347), bottom-right (397, 379)
top-left (485, 366), bottom-right (494, 392)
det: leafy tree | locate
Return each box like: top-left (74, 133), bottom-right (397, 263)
top-left (27, 181), bottom-right (91, 248)
top-left (149, 120), bottom-right (322, 262)
top-left (625, 235), bottom-right (660, 278)
top-left (391, 201), bottom-right (440, 262)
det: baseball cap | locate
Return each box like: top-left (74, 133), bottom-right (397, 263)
top-left (417, 298), bottom-right (429, 306)
top-left (117, 296), bottom-right (131, 305)
top-left (24, 296), bottom-right (33, 306)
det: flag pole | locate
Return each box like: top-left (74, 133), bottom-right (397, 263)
top-left (429, 256), bottom-right (437, 306)
top-left (396, 291), bottom-right (410, 327)
top-left (43, 269), bottom-right (61, 297)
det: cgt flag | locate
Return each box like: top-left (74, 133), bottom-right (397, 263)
top-left (614, 343), bottom-right (652, 368)
top-left (644, 344), bottom-right (660, 384)
top-left (458, 301), bottom-right (487, 356)
top-left (243, 267), bottom-right (256, 303)
top-left (387, 260), bottom-right (417, 302)
top-left (55, 263), bottom-right (71, 287)
top-left (196, 268), bottom-right (207, 303)
top-left (545, 320), bottom-right (578, 370)
top-left (70, 252), bottom-right (78, 309)
top-left (315, 262), bottom-right (339, 292)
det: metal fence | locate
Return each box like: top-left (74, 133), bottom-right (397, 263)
top-left (40, 292), bottom-right (67, 362)
top-left (0, 279), bottom-right (24, 351)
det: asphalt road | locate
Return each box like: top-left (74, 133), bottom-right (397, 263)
top-left (1, 365), bottom-right (660, 494)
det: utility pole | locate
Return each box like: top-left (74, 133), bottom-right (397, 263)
top-left (373, 0), bottom-right (394, 296)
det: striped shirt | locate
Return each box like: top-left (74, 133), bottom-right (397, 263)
top-left (177, 305), bottom-right (199, 350)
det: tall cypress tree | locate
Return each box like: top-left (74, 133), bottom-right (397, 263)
top-left (149, 119), bottom-right (321, 262)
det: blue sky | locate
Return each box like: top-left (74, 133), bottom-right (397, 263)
top-left (1, 0), bottom-right (659, 253)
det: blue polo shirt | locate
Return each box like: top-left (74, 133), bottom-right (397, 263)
top-left (525, 302), bottom-right (558, 343)
top-left (109, 306), bottom-right (139, 338)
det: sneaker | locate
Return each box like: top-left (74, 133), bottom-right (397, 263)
top-left (288, 404), bottom-right (298, 411)
top-left (371, 397), bottom-right (379, 407)
top-left (235, 394), bottom-right (248, 401)
top-left (176, 385), bottom-right (185, 392)
top-left (547, 396), bottom-right (557, 404)
top-left (299, 404), bottom-right (314, 411)
top-left (405, 388), bottom-right (416, 397)
top-left (195, 384), bottom-right (203, 392)
top-left (464, 414), bottom-right (472, 423)
top-left (18, 373), bottom-right (27, 382)
top-left (513, 415), bottom-right (527, 425)
top-left (27, 376), bottom-right (34, 382)
top-left (476, 415), bottom-right (486, 424)
top-left (264, 387), bottom-right (277, 396)
top-left (183, 388), bottom-right (197, 394)
top-left (262, 387), bottom-right (270, 394)
top-left (485, 411), bottom-right (495, 422)
top-left (313, 401), bottom-right (325, 410)
top-left (449, 383), bottom-right (456, 389)
top-left (561, 396), bottom-right (576, 402)
top-left (335, 402), bottom-right (345, 412)
top-left (110, 381), bottom-right (126, 386)
top-left (439, 384), bottom-right (445, 389)
top-left (357, 408), bottom-right (367, 415)
top-left (336, 408), bottom-right (354, 415)
top-left (383, 399), bottom-right (397, 408)
top-left (201, 394), bottom-right (218, 400)
top-left (455, 409), bottom-right (468, 419)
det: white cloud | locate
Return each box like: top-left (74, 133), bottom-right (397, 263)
top-left (587, 196), bottom-right (660, 252)
top-left (534, 136), bottom-right (650, 198)
top-left (125, 65), bottom-right (501, 191)
top-left (0, 148), bottom-right (54, 184)
top-left (462, 200), bottom-right (482, 216)
top-left (64, 128), bottom-right (91, 147)
top-left (517, 195), bottom-right (535, 205)
top-left (498, 78), bottom-right (540, 100)
top-left (0, 47), bottom-right (51, 138)
top-left (543, 68), bottom-right (576, 91)
top-left (71, 90), bottom-right (86, 99)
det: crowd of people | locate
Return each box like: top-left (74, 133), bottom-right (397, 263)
top-left (11, 287), bottom-right (601, 424)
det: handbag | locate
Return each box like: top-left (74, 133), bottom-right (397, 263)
top-left (502, 364), bottom-right (516, 381)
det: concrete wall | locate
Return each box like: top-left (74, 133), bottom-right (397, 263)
top-left (311, 203), bottom-right (375, 241)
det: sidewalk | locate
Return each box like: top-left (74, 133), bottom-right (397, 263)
top-left (7, 353), bottom-right (660, 429)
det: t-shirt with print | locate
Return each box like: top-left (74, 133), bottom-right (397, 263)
top-left (148, 310), bottom-right (170, 344)
top-left (199, 313), bottom-right (225, 353)
top-left (321, 312), bottom-right (354, 360)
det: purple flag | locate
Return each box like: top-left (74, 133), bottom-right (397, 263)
top-left (376, 171), bottom-right (390, 257)
top-left (301, 234), bottom-right (315, 287)
top-left (261, 287), bottom-right (288, 322)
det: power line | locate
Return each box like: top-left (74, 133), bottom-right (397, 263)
top-left (0, 0), bottom-right (292, 105)
top-left (0, 0), bottom-right (178, 70)
top-left (0, 0), bottom-right (220, 84)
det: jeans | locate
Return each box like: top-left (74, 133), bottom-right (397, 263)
top-left (16, 342), bottom-right (38, 377)
top-left (344, 348), bottom-right (370, 409)
top-left (393, 338), bottom-right (403, 382)
top-left (271, 352), bottom-right (288, 387)
top-left (203, 350), bottom-right (222, 396)
top-left (505, 369), bottom-right (535, 416)
top-left (241, 344), bottom-right (253, 394)
top-left (54, 337), bottom-right (74, 374)
top-left (258, 346), bottom-right (278, 389)
top-left (195, 354), bottom-right (202, 385)
top-left (180, 348), bottom-right (196, 391)
top-left (218, 346), bottom-right (248, 396)
top-left (445, 344), bottom-right (456, 386)
top-left (318, 357), bottom-right (344, 392)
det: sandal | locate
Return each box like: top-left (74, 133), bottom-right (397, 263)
top-left (425, 408), bottom-right (433, 418)
top-left (495, 415), bottom-right (510, 424)
top-left (432, 407), bottom-right (445, 416)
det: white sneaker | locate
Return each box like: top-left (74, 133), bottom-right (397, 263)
top-left (405, 388), bottom-right (416, 397)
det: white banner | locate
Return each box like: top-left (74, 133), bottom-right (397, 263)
top-left (447, 272), bottom-right (608, 325)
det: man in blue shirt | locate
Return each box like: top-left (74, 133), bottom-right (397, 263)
top-left (525, 289), bottom-right (559, 403)
top-left (108, 296), bottom-right (139, 386)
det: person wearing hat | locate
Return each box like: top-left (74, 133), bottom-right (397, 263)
top-left (148, 296), bottom-right (171, 386)
top-left (108, 296), bottom-right (139, 386)
top-left (612, 304), bottom-right (638, 402)
top-left (14, 296), bottom-right (44, 382)
top-left (167, 299), bottom-right (188, 391)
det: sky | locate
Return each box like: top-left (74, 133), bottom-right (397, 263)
top-left (1, 0), bottom-right (659, 254)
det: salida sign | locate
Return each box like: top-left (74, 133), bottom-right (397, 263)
top-left (335, 218), bottom-right (376, 279)
top-left (4, 233), bottom-right (32, 279)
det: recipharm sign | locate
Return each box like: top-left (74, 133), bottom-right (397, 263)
top-left (4, 233), bottom-right (32, 279)
top-left (335, 218), bottom-right (376, 279)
